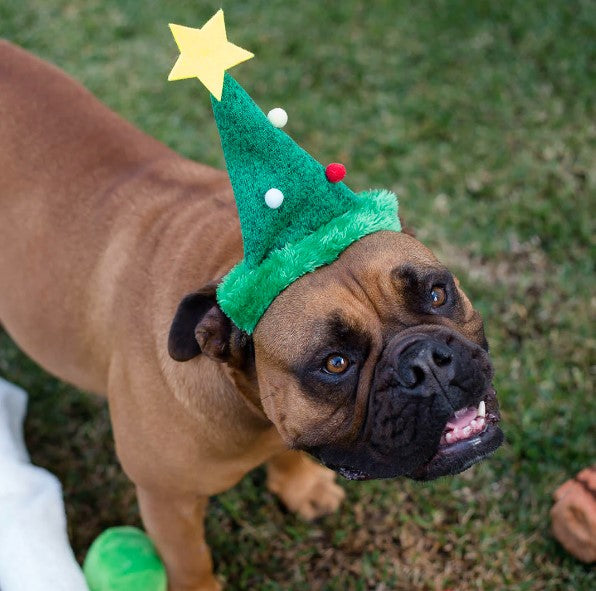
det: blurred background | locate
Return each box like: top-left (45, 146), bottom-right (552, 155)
top-left (1, 1), bottom-right (594, 589)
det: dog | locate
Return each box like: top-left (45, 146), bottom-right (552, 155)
top-left (0, 41), bottom-right (503, 591)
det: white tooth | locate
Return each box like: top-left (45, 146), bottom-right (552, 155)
top-left (445, 432), bottom-right (453, 443)
top-left (470, 420), bottom-right (478, 429)
top-left (463, 426), bottom-right (472, 437)
top-left (453, 427), bottom-right (459, 435)
top-left (478, 417), bottom-right (485, 427)
top-left (478, 400), bottom-right (486, 417)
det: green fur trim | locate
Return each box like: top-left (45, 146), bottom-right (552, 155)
top-left (216, 189), bottom-right (400, 333)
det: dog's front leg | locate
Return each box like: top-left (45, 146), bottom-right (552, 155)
top-left (136, 486), bottom-right (221, 591)
top-left (266, 450), bottom-right (345, 520)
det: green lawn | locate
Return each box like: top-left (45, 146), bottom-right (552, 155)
top-left (1, 1), bottom-right (594, 589)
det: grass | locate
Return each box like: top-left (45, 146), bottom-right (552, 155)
top-left (1, 0), bottom-right (594, 589)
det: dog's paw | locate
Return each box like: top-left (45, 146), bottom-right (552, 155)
top-left (267, 455), bottom-right (345, 520)
top-left (290, 471), bottom-right (346, 521)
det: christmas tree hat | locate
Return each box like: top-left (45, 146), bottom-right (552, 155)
top-left (168, 10), bottom-right (400, 333)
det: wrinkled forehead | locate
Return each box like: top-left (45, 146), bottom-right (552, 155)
top-left (253, 231), bottom-right (447, 358)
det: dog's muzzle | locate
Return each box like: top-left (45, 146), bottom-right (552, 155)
top-left (308, 327), bottom-right (504, 481)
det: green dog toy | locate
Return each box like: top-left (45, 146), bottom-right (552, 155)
top-left (83, 527), bottom-right (167, 591)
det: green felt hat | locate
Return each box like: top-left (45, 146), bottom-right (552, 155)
top-left (169, 11), bottom-right (400, 333)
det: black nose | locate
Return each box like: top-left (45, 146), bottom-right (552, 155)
top-left (396, 339), bottom-right (455, 395)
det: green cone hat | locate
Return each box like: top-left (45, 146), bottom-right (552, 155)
top-left (169, 11), bottom-right (400, 333)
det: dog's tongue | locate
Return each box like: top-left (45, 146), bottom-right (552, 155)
top-left (445, 407), bottom-right (477, 430)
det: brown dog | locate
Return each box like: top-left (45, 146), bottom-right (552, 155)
top-left (0, 42), bottom-right (503, 590)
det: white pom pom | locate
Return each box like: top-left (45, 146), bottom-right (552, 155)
top-left (264, 188), bottom-right (284, 209)
top-left (267, 107), bottom-right (288, 128)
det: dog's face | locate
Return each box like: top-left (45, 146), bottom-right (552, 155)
top-left (169, 230), bottom-right (503, 481)
top-left (252, 231), bottom-right (503, 480)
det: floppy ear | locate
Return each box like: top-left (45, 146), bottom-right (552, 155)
top-left (168, 283), bottom-right (234, 362)
top-left (398, 213), bottom-right (416, 238)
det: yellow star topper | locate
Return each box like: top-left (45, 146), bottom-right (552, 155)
top-left (168, 9), bottom-right (254, 101)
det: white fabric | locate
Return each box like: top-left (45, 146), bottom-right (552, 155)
top-left (0, 377), bottom-right (88, 591)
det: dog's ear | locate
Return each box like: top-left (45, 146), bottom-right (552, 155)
top-left (398, 214), bottom-right (416, 238)
top-left (168, 283), bottom-right (240, 363)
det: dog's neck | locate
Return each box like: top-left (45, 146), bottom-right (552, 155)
top-left (222, 363), bottom-right (269, 423)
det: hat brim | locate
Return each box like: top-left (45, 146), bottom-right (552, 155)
top-left (216, 189), bottom-right (400, 333)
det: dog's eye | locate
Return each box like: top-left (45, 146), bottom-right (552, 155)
top-left (430, 285), bottom-right (447, 308)
top-left (324, 354), bottom-right (350, 374)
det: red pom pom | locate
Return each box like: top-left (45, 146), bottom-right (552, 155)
top-left (325, 163), bottom-right (346, 183)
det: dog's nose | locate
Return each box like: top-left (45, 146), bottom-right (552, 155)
top-left (395, 339), bottom-right (454, 395)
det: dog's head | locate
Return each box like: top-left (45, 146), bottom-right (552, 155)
top-left (169, 231), bottom-right (503, 481)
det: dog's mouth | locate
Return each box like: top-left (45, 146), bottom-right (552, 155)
top-left (440, 401), bottom-right (490, 446)
top-left (409, 387), bottom-right (503, 481)
top-left (332, 387), bottom-right (503, 482)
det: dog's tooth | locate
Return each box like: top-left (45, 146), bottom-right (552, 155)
top-left (445, 432), bottom-right (453, 444)
top-left (463, 426), bottom-right (472, 437)
top-left (478, 400), bottom-right (486, 417)
top-left (470, 419), bottom-right (478, 430)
